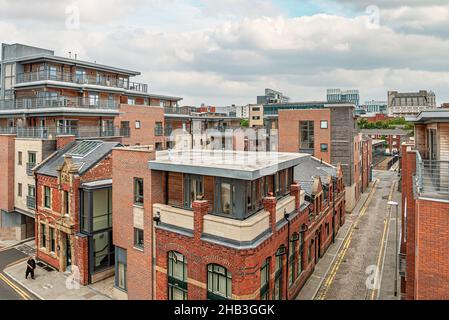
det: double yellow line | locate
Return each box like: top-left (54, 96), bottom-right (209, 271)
top-left (315, 179), bottom-right (379, 300)
top-left (368, 181), bottom-right (396, 300)
top-left (0, 272), bottom-right (31, 300)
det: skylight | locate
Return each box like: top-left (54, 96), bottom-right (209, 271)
top-left (68, 141), bottom-right (102, 158)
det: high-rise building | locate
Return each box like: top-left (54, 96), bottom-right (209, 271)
top-left (388, 90), bottom-right (436, 117)
top-left (360, 100), bottom-right (388, 115)
top-left (257, 88), bottom-right (290, 105)
top-left (327, 89), bottom-right (360, 107)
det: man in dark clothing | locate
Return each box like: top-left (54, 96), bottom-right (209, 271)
top-left (25, 256), bottom-right (36, 280)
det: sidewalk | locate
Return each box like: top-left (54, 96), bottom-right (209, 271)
top-left (295, 181), bottom-right (376, 300)
top-left (3, 242), bottom-right (112, 300)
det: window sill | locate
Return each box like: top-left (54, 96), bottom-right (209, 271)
top-left (133, 246), bottom-right (144, 252)
top-left (133, 204), bottom-right (144, 209)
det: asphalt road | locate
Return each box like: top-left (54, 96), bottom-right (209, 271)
top-left (315, 170), bottom-right (402, 300)
top-left (0, 248), bottom-right (35, 300)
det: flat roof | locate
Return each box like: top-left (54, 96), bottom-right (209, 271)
top-left (149, 149), bottom-right (310, 180)
top-left (410, 109), bottom-right (449, 123)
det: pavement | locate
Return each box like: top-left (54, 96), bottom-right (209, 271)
top-left (295, 179), bottom-right (376, 300)
top-left (297, 170), bottom-right (402, 300)
top-left (1, 240), bottom-right (112, 300)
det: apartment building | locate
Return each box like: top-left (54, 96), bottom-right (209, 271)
top-left (388, 90), bottom-right (436, 117)
top-left (257, 88), bottom-right (290, 105)
top-left (249, 105), bottom-right (264, 128)
top-left (277, 104), bottom-right (367, 211)
top-left (0, 42), bottom-right (182, 240)
top-left (360, 100), bottom-right (388, 116)
top-left (327, 89), bottom-right (360, 107)
top-left (400, 110), bottom-right (449, 300)
top-left (111, 148), bottom-right (346, 300)
top-left (34, 138), bottom-right (120, 285)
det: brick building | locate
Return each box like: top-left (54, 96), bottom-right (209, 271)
top-left (34, 138), bottom-right (120, 285)
top-left (361, 129), bottom-right (408, 155)
top-left (277, 105), bottom-right (362, 212)
top-left (400, 110), bottom-right (449, 300)
top-left (112, 149), bottom-right (346, 300)
top-left (0, 42), bottom-right (181, 240)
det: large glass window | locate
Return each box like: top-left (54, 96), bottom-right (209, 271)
top-left (115, 247), bottom-right (127, 291)
top-left (260, 258), bottom-right (270, 300)
top-left (168, 251), bottom-right (187, 300)
top-left (49, 227), bottom-right (56, 253)
top-left (184, 175), bottom-right (203, 209)
top-left (274, 248), bottom-right (284, 300)
top-left (300, 121), bottom-right (314, 149)
top-left (134, 178), bottom-right (144, 206)
top-left (93, 231), bottom-right (114, 272)
top-left (207, 264), bottom-right (232, 300)
top-left (92, 189), bottom-right (112, 232)
top-left (221, 183), bottom-right (232, 215)
top-left (40, 224), bottom-right (46, 248)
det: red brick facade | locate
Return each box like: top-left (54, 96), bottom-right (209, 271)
top-left (401, 144), bottom-right (449, 300)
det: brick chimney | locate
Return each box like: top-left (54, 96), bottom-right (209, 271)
top-left (56, 135), bottom-right (76, 150)
top-left (290, 182), bottom-right (302, 211)
top-left (263, 196), bottom-right (277, 233)
top-left (192, 200), bottom-right (209, 241)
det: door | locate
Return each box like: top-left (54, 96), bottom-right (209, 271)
top-left (66, 233), bottom-right (72, 272)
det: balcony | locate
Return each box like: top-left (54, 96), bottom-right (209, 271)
top-left (26, 196), bottom-right (36, 210)
top-left (16, 70), bottom-right (148, 93)
top-left (0, 126), bottom-right (125, 139)
top-left (415, 152), bottom-right (449, 198)
top-left (26, 163), bottom-right (35, 176)
top-left (0, 97), bottom-right (119, 111)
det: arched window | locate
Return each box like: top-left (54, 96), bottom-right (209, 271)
top-left (168, 251), bottom-right (187, 300)
top-left (274, 245), bottom-right (286, 300)
top-left (207, 264), bottom-right (232, 300)
top-left (260, 258), bottom-right (270, 300)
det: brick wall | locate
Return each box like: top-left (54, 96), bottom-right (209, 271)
top-left (0, 135), bottom-right (16, 213)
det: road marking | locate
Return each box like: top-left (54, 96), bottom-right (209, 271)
top-left (0, 273), bottom-right (31, 300)
top-left (314, 179), bottom-right (379, 300)
top-left (369, 180), bottom-right (396, 300)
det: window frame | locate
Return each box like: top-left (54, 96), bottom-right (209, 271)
top-left (207, 264), bottom-right (232, 300)
top-left (133, 228), bottom-right (144, 250)
top-left (44, 186), bottom-right (51, 209)
top-left (134, 178), bottom-right (144, 206)
top-left (168, 251), bottom-right (188, 300)
top-left (260, 258), bottom-right (271, 300)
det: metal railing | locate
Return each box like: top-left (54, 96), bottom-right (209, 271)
top-left (26, 196), bottom-right (36, 210)
top-left (26, 163), bottom-right (35, 176)
top-left (416, 152), bottom-right (449, 196)
top-left (164, 106), bottom-right (192, 115)
top-left (0, 126), bottom-right (125, 139)
top-left (0, 97), bottom-right (119, 111)
top-left (16, 70), bottom-right (148, 93)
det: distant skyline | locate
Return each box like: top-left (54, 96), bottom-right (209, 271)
top-left (1, 0), bottom-right (449, 106)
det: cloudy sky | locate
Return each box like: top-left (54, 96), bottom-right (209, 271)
top-left (1, 0), bottom-right (449, 106)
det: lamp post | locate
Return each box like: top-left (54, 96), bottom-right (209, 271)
top-left (388, 200), bottom-right (399, 297)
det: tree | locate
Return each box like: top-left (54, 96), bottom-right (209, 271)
top-left (240, 119), bottom-right (250, 128)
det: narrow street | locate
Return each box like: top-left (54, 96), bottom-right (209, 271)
top-left (0, 247), bottom-right (36, 300)
top-left (315, 170), bottom-right (402, 300)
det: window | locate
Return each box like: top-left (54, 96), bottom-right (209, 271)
top-left (300, 121), bottom-right (314, 149)
top-left (18, 183), bottom-right (22, 197)
top-left (28, 152), bottom-right (36, 165)
top-left (115, 247), bottom-right (127, 291)
top-left (92, 188), bottom-right (112, 231)
top-left (221, 182), bottom-right (232, 215)
top-left (207, 264), bottom-right (232, 300)
top-left (135, 120), bottom-right (141, 129)
top-left (49, 227), bottom-right (56, 253)
top-left (274, 248), bottom-right (284, 300)
top-left (308, 241), bottom-right (313, 263)
top-left (288, 237), bottom-right (297, 286)
top-left (75, 69), bottom-right (86, 83)
top-left (320, 144), bottom-right (329, 152)
top-left (40, 224), bottom-right (46, 248)
top-left (260, 258), bottom-right (270, 300)
top-left (89, 93), bottom-right (99, 106)
top-left (168, 251), bottom-right (187, 300)
top-left (298, 232), bottom-right (304, 276)
top-left (128, 97), bottom-right (136, 105)
top-left (63, 191), bottom-right (69, 216)
top-left (184, 175), bottom-right (203, 209)
top-left (134, 228), bottom-right (144, 249)
top-left (246, 180), bottom-right (258, 215)
top-left (93, 231), bottom-right (114, 272)
top-left (44, 186), bottom-right (51, 209)
top-left (320, 120), bottom-right (328, 129)
top-left (155, 122), bottom-right (163, 136)
top-left (18, 152), bottom-right (22, 165)
top-left (134, 178), bottom-right (144, 206)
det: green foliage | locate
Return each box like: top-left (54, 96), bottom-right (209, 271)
top-left (358, 117), bottom-right (409, 130)
top-left (240, 119), bottom-right (250, 127)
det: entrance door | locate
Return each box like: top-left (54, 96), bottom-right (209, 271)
top-left (66, 234), bottom-right (72, 272)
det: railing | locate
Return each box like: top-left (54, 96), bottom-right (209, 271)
top-left (26, 163), bottom-right (35, 176)
top-left (0, 126), bottom-right (126, 139)
top-left (164, 106), bottom-right (192, 115)
top-left (26, 196), bottom-right (36, 210)
top-left (415, 152), bottom-right (449, 197)
top-left (16, 70), bottom-right (148, 93)
top-left (0, 97), bottom-right (119, 111)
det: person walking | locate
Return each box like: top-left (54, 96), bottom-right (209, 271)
top-left (25, 256), bottom-right (36, 280)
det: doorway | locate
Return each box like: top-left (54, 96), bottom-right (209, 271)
top-left (65, 233), bottom-right (72, 272)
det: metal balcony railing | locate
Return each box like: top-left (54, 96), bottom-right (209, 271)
top-left (0, 97), bottom-right (119, 111)
top-left (26, 196), bottom-right (36, 210)
top-left (16, 70), bottom-right (148, 93)
top-left (26, 163), bottom-right (35, 176)
top-left (415, 152), bottom-right (449, 197)
top-left (0, 126), bottom-right (126, 139)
